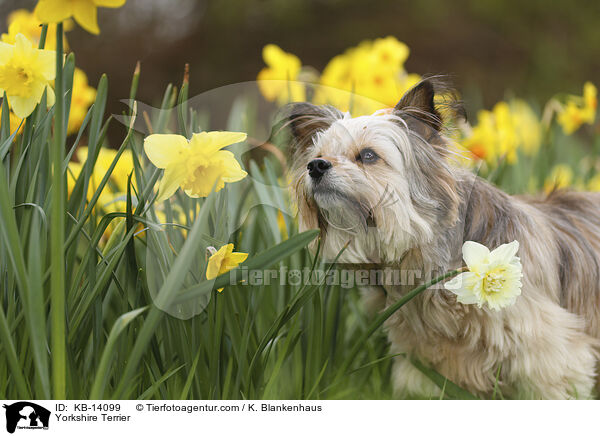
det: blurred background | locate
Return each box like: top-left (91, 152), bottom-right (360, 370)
top-left (1, 0), bottom-right (599, 121)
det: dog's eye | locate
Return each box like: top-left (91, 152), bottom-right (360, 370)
top-left (357, 148), bottom-right (378, 163)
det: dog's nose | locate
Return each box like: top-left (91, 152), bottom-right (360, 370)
top-left (307, 158), bottom-right (332, 179)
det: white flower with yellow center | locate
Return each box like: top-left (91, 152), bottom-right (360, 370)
top-left (444, 240), bottom-right (523, 311)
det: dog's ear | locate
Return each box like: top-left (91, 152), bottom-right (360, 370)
top-left (285, 102), bottom-right (342, 155)
top-left (394, 78), bottom-right (443, 131)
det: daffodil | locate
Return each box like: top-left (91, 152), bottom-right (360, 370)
top-left (314, 37), bottom-right (420, 115)
top-left (462, 100), bottom-right (541, 166)
top-left (557, 82), bottom-right (597, 135)
top-left (257, 44), bottom-right (305, 104)
top-left (0, 33), bottom-right (55, 119)
top-left (34, 0), bottom-right (126, 35)
top-left (544, 164), bottom-right (573, 193)
top-left (206, 244), bottom-right (248, 292)
top-left (67, 146), bottom-right (135, 213)
top-left (1, 8), bottom-right (71, 50)
top-left (444, 240), bottom-right (523, 311)
top-left (68, 68), bottom-right (96, 135)
top-left (144, 131), bottom-right (248, 202)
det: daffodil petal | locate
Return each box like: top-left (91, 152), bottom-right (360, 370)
top-left (190, 131), bottom-right (247, 155)
top-left (206, 258), bottom-right (223, 280)
top-left (94, 0), bottom-right (127, 7)
top-left (144, 134), bottom-right (188, 168)
top-left (217, 150), bottom-right (248, 182)
top-left (156, 167), bottom-right (186, 202)
top-left (444, 272), bottom-right (482, 304)
top-left (37, 49), bottom-right (57, 80)
top-left (462, 241), bottom-right (490, 270)
top-left (223, 252), bottom-right (248, 269)
top-left (72, 0), bottom-right (100, 34)
top-left (490, 240), bottom-right (519, 264)
top-left (8, 95), bottom-right (39, 119)
top-left (0, 41), bottom-right (13, 63)
top-left (34, 0), bottom-right (73, 23)
top-left (207, 244), bottom-right (230, 279)
top-left (45, 85), bottom-right (55, 107)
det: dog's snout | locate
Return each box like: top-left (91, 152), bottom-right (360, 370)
top-left (307, 158), bottom-right (332, 179)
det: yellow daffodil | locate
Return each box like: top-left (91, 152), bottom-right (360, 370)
top-left (34, 0), bottom-right (126, 35)
top-left (444, 240), bottom-right (523, 311)
top-left (544, 164), bottom-right (573, 193)
top-left (68, 68), bottom-right (96, 135)
top-left (557, 82), bottom-right (597, 135)
top-left (67, 146), bottom-right (135, 203)
top-left (371, 36), bottom-right (410, 69)
top-left (315, 37), bottom-right (420, 115)
top-left (462, 100), bottom-right (541, 165)
top-left (257, 44), bottom-right (305, 104)
top-left (1, 9), bottom-right (71, 51)
top-left (144, 131), bottom-right (248, 201)
top-left (587, 173), bottom-right (600, 192)
top-left (206, 244), bottom-right (248, 292)
top-left (0, 33), bottom-right (56, 119)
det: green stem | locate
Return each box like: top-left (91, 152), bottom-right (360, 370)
top-left (335, 268), bottom-right (464, 382)
top-left (38, 25), bottom-right (48, 50)
top-left (51, 22), bottom-right (66, 400)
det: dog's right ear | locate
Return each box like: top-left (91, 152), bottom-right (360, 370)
top-left (285, 102), bottom-right (342, 155)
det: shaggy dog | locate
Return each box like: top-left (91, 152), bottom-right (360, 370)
top-left (287, 78), bottom-right (600, 399)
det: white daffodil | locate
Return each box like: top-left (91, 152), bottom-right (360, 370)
top-left (444, 240), bottom-right (523, 311)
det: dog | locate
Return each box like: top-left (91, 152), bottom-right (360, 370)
top-left (286, 77), bottom-right (600, 399)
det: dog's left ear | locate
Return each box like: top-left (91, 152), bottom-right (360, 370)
top-left (394, 78), bottom-right (443, 131)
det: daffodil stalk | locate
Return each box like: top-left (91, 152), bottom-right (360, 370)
top-left (50, 22), bottom-right (66, 400)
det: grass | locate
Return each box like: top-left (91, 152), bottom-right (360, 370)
top-left (1, 26), bottom-right (597, 401)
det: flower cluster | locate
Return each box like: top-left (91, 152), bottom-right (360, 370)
top-left (257, 44), bottom-right (305, 104)
top-left (462, 100), bottom-right (541, 165)
top-left (257, 37), bottom-right (421, 116)
top-left (315, 37), bottom-right (420, 115)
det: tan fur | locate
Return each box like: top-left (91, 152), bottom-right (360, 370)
top-left (287, 81), bottom-right (600, 399)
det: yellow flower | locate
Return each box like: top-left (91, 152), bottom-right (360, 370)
top-left (68, 146), bottom-right (135, 204)
top-left (1, 8), bottom-right (71, 51)
top-left (315, 37), bottom-right (419, 115)
top-left (0, 33), bottom-right (55, 119)
top-left (371, 36), bottom-right (410, 69)
top-left (144, 131), bottom-right (248, 201)
top-left (68, 68), bottom-right (96, 135)
top-left (588, 173), bottom-right (600, 192)
top-left (462, 100), bottom-right (540, 165)
top-left (544, 164), bottom-right (573, 193)
top-left (34, 0), bottom-right (126, 35)
top-left (444, 241), bottom-right (523, 311)
top-left (257, 44), bottom-right (305, 104)
top-left (557, 82), bottom-right (597, 135)
top-left (206, 244), bottom-right (248, 292)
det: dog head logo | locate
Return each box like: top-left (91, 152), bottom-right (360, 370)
top-left (2, 402), bottom-right (50, 434)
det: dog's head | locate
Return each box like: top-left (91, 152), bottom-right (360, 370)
top-left (288, 78), bottom-right (463, 263)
